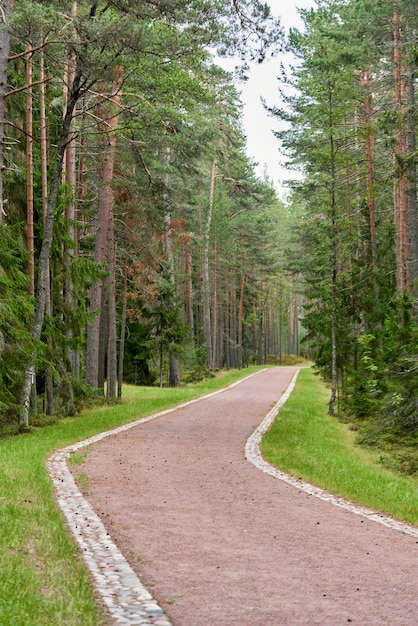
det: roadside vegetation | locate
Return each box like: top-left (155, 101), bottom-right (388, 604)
top-left (262, 368), bottom-right (418, 527)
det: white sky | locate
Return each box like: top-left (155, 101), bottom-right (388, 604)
top-left (237, 0), bottom-right (316, 196)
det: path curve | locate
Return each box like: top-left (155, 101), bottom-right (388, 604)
top-left (49, 367), bottom-right (418, 625)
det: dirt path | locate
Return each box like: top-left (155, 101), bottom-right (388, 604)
top-left (78, 367), bottom-right (418, 625)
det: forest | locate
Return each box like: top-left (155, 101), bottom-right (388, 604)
top-left (0, 0), bottom-right (417, 460)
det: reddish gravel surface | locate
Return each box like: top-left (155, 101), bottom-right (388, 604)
top-left (79, 367), bottom-right (418, 625)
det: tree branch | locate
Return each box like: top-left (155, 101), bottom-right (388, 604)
top-left (5, 78), bottom-right (49, 98)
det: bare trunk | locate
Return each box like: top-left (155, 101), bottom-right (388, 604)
top-left (327, 81), bottom-right (338, 416)
top-left (392, 8), bottom-right (410, 293)
top-left (40, 47), bottom-right (54, 414)
top-left (159, 341), bottom-right (163, 388)
top-left (293, 291), bottom-right (299, 356)
top-left (168, 352), bottom-right (180, 387)
top-left (25, 47), bottom-right (38, 414)
top-left (86, 70), bottom-right (122, 390)
top-left (212, 240), bottom-right (218, 368)
top-left (19, 65), bottom-right (85, 425)
top-left (278, 292), bottom-right (283, 365)
top-left (224, 293), bottom-right (230, 370)
top-left (117, 258), bottom-right (128, 399)
top-left (26, 50), bottom-right (34, 297)
top-left (361, 69), bottom-right (379, 298)
top-left (203, 158), bottom-right (216, 370)
top-left (64, 1), bottom-right (79, 377)
top-left (106, 210), bottom-right (117, 399)
top-left (162, 145), bottom-right (180, 386)
top-left (258, 300), bottom-right (263, 365)
top-left (237, 272), bottom-right (245, 369)
top-left (231, 277), bottom-right (238, 367)
top-left (0, 0), bottom-right (13, 224)
top-left (406, 64), bottom-right (418, 291)
top-left (329, 241), bottom-right (338, 415)
top-left (186, 244), bottom-right (194, 336)
top-left (217, 293), bottom-right (224, 369)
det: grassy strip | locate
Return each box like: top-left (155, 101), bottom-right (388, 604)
top-left (0, 367), bottom-right (262, 626)
top-left (262, 367), bottom-right (418, 527)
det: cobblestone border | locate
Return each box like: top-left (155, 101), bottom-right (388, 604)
top-left (47, 370), bottom-right (267, 625)
top-left (245, 370), bottom-right (418, 539)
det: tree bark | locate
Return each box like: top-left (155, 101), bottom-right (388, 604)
top-left (117, 258), bottom-right (128, 399)
top-left (63, 0), bottom-right (79, 379)
top-left (361, 68), bottom-right (379, 298)
top-left (406, 64), bottom-right (418, 292)
top-left (19, 66), bottom-right (85, 425)
top-left (237, 271), bottom-right (245, 369)
top-left (86, 69), bottom-right (123, 390)
top-left (203, 158), bottom-right (216, 370)
top-left (106, 209), bottom-right (117, 399)
top-left (327, 81), bottom-right (338, 416)
top-left (26, 47), bottom-right (37, 414)
top-left (186, 244), bottom-right (194, 336)
top-left (0, 0), bottom-right (13, 224)
top-left (162, 144), bottom-right (181, 387)
top-left (26, 49), bottom-right (34, 297)
top-left (40, 46), bottom-right (55, 415)
top-left (212, 239), bottom-right (218, 368)
top-left (392, 7), bottom-right (410, 293)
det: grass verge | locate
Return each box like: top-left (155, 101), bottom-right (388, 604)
top-left (261, 367), bottom-right (418, 527)
top-left (0, 367), bottom-right (262, 626)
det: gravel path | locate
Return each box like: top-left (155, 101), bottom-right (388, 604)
top-left (61, 367), bottom-right (418, 625)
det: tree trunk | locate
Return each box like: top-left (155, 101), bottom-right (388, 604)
top-left (258, 301), bottom-right (263, 365)
top-left (64, 1), bottom-right (79, 378)
top-left (278, 290), bottom-right (283, 365)
top-left (39, 46), bottom-right (55, 415)
top-left (186, 244), bottom-right (194, 336)
top-left (212, 239), bottom-right (218, 368)
top-left (327, 81), bottom-right (338, 416)
top-left (293, 291), bottom-right (299, 356)
top-left (0, 0), bottom-right (13, 224)
top-left (237, 271), bottom-right (245, 369)
top-left (217, 292), bottom-right (224, 369)
top-left (19, 65), bottom-right (85, 425)
top-left (231, 276), bottom-right (238, 367)
top-left (106, 210), bottom-right (117, 399)
top-left (168, 352), bottom-right (180, 387)
top-left (162, 144), bottom-right (181, 386)
top-left (159, 340), bottom-right (163, 388)
top-left (224, 294), bottom-right (230, 370)
top-left (26, 47), bottom-right (38, 414)
top-left (361, 68), bottom-right (379, 298)
top-left (203, 158), bottom-right (216, 370)
top-left (86, 70), bottom-right (123, 390)
top-left (406, 64), bottom-right (418, 292)
top-left (117, 258), bottom-right (128, 399)
top-left (392, 8), bottom-right (410, 293)
top-left (26, 50), bottom-right (35, 297)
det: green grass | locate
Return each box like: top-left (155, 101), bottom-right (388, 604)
top-left (0, 367), bottom-right (262, 626)
top-left (262, 367), bottom-right (418, 526)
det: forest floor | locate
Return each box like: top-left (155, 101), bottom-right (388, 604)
top-left (74, 367), bottom-right (418, 625)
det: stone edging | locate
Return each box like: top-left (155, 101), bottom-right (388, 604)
top-left (245, 369), bottom-right (418, 539)
top-left (47, 369), bottom-right (267, 625)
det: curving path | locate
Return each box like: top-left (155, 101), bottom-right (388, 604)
top-left (50, 367), bottom-right (418, 625)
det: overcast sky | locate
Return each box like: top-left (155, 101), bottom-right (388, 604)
top-left (237, 0), bottom-right (316, 196)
